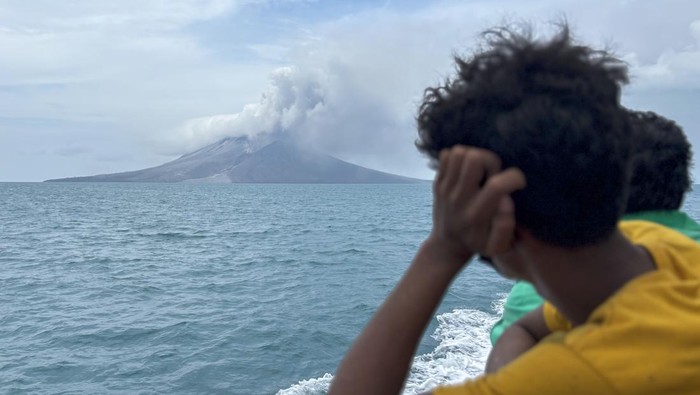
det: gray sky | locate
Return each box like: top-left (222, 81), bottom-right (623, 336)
top-left (1, 0), bottom-right (699, 181)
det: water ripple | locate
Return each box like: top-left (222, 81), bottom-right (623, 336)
top-left (0, 183), bottom-right (519, 394)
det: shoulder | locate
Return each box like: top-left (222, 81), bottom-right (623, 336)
top-left (542, 301), bottom-right (573, 332)
top-left (431, 341), bottom-right (616, 395)
top-left (620, 219), bottom-right (698, 249)
top-left (620, 219), bottom-right (700, 277)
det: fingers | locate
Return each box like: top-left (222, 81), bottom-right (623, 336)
top-left (485, 196), bottom-right (517, 255)
top-left (436, 149), bottom-right (450, 186)
top-left (435, 146), bottom-right (502, 204)
top-left (464, 167), bottom-right (526, 250)
top-left (442, 148), bottom-right (466, 195)
top-left (433, 146), bottom-right (526, 259)
top-left (467, 167), bottom-right (526, 223)
top-left (452, 148), bottom-right (501, 206)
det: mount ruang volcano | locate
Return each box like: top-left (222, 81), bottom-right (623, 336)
top-left (46, 137), bottom-right (423, 183)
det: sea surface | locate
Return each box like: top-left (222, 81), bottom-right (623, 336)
top-left (4, 183), bottom-right (697, 394)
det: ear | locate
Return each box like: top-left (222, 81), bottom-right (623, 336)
top-left (489, 225), bottom-right (530, 280)
top-left (512, 226), bottom-right (549, 268)
top-left (511, 226), bottom-right (538, 268)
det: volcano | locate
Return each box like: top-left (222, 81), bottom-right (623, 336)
top-left (46, 137), bottom-right (423, 184)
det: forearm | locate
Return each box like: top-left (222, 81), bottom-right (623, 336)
top-left (329, 147), bottom-right (526, 394)
top-left (485, 306), bottom-right (549, 373)
top-left (329, 240), bottom-right (468, 395)
top-left (485, 324), bottom-right (538, 373)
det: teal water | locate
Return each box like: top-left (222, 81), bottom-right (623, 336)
top-left (1, 183), bottom-right (549, 393)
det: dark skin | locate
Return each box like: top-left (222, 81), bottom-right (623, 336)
top-left (486, 240), bottom-right (657, 373)
top-left (329, 146), bottom-right (656, 395)
top-left (484, 307), bottom-right (548, 373)
top-left (329, 146), bottom-right (525, 395)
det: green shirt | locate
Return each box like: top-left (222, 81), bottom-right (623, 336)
top-left (489, 210), bottom-right (700, 345)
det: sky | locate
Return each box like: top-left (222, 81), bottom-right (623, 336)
top-left (1, 0), bottom-right (699, 182)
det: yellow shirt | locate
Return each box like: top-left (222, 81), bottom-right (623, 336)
top-left (434, 221), bottom-right (700, 395)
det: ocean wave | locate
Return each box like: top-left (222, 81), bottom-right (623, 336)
top-left (136, 231), bottom-right (212, 239)
top-left (277, 373), bottom-right (334, 395)
top-left (277, 295), bottom-right (507, 395)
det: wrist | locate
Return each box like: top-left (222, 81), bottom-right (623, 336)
top-left (419, 236), bottom-right (473, 269)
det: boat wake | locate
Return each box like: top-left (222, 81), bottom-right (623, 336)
top-left (278, 296), bottom-right (506, 395)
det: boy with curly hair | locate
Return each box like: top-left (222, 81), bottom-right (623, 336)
top-left (329, 25), bottom-right (700, 395)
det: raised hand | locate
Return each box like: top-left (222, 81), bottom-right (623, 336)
top-left (428, 146), bottom-right (527, 265)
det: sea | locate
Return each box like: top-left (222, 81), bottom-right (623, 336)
top-left (4, 183), bottom-right (697, 394)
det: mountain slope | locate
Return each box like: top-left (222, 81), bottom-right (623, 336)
top-left (47, 136), bottom-right (255, 183)
top-left (46, 138), bottom-right (423, 184)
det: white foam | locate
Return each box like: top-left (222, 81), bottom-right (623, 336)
top-left (277, 373), bottom-right (334, 395)
top-left (403, 295), bottom-right (506, 394)
top-left (277, 295), bottom-right (506, 395)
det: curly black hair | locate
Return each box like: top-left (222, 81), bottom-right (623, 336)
top-left (416, 25), bottom-right (632, 247)
top-left (625, 110), bottom-right (692, 213)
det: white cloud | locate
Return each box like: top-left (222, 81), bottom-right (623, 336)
top-left (164, 6), bottom-right (478, 177)
top-left (160, 66), bottom-right (326, 153)
top-left (2, 0), bottom-right (700, 180)
top-left (0, 0), bottom-right (239, 31)
top-left (626, 19), bottom-right (700, 90)
top-left (0, 0), bottom-right (238, 79)
top-left (167, 1), bottom-right (700, 178)
top-left (0, 0), bottom-right (278, 146)
top-left (170, 1), bottom-right (700, 175)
